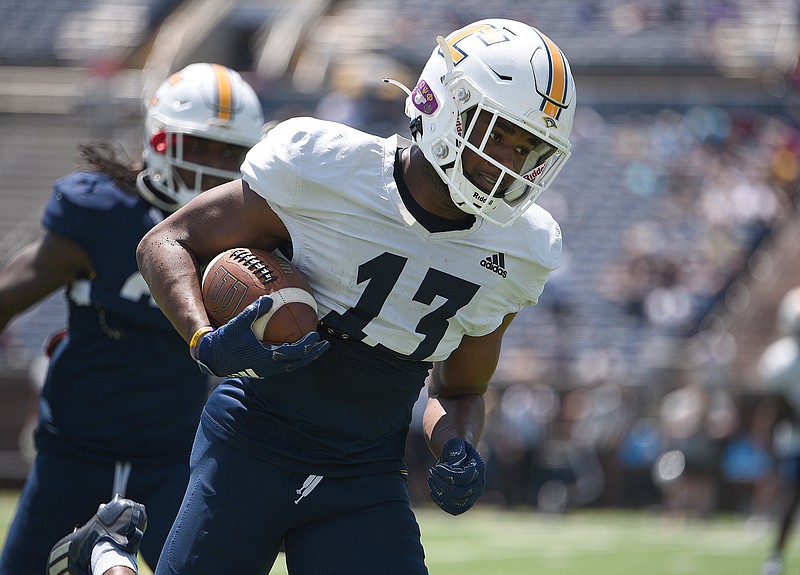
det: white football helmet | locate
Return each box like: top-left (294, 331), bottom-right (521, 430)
top-left (139, 63), bottom-right (265, 212)
top-left (400, 19), bottom-right (576, 227)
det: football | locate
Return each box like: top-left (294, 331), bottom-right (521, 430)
top-left (201, 247), bottom-right (319, 344)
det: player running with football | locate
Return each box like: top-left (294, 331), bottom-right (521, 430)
top-left (0, 63), bottom-right (265, 575)
top-left (54, 18), bottom-right (577, 575)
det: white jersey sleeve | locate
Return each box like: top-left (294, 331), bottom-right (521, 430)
top-left (241, 117), bottom-right (561, 362)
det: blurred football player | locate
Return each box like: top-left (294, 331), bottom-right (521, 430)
top-left (0, 63), bottom-right (264, 575)
top-left (758, 287), bottom-right (800, 575)
top-left (59, 18), bottom-right (577, 575)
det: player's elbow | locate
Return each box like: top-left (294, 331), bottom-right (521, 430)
top-left (135, 232), bottom-right (154, 279)
top-left (135, 227), bottom-right (170, 281)
top-left (429, 375), bottom-right (489, 401)
top-left (431, 361), bottom-right (492, 398)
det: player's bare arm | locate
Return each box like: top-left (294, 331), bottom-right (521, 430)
top-left (423, 312), bottom-right (516, 456)
top-left (136, 178), bottom-right (289, 343)
top-left (0, 231), bottom-right (93, 333)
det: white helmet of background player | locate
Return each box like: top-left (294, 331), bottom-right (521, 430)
top-left (139, 63), bottom-right (265, 212)
top-left (401, 19), bottom-right (575, 227)
top-left (778, 287), bottom-right (800, 337)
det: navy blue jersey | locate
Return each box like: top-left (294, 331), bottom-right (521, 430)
top-left (36, 171), bottom-right (207, 464)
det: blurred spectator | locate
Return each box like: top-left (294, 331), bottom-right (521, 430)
top-left (655, 378), bottom-right (738, 521)
top-left (601, 107), bottom-right (797, 336)
top-left (642, 259), bottom-right (693, 331)
top-left (616, 416), bottom-right (664, 507)
top-left (485, 382), bottom-right (559, 508)
top-left (562, 382), bottom-right (632, 508)
top-left (720, 395), bottom-right (776, 521)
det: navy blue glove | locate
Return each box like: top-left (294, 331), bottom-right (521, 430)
top-left (428, 438), bottom-right (486, 516)
top-left (193, 295), bottom-right (329, 379)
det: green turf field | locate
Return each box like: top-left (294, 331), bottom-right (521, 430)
top-left (0, 489), bottom-right (794, 575)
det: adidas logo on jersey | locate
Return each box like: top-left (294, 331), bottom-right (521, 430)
top-left (481, 253), bottom-right (508, 278)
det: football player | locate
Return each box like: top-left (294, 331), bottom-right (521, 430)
top-left (0, 63), bottom-right (264, 575)
top-left (758, 287), bottom-right (800, 575)
top-left (56, 18), bottom-right (577, 575)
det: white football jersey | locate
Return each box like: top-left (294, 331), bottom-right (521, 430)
top-left (241, 117), bottom-right (561, 362)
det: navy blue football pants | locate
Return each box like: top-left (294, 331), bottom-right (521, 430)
top-left (153, 422), bottom-right (428, 575)
top-left (0, 450), bottom-right (189, 575)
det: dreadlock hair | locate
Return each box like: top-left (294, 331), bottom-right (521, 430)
top-left (77, 143), bottom-right (143, 196)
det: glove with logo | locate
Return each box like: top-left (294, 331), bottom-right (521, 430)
top-left (428, 438), bottom-right (486, 516)
top-left (191, 295), bottom-right (329, 379)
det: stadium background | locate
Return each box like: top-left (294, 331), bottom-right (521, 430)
top-left (0, 0), bottom-right (798, 524)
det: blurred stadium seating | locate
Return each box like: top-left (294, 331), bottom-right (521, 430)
top-left (0, 0), bottom-right (798, 513)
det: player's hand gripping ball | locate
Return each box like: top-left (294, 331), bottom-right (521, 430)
top-left (201, 247), bottom-right (319, 344)
top-left (193, 248), bottom-right (329, 379)
top-left (428, 438), bottom-right (486, 516)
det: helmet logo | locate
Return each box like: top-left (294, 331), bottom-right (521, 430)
top-left (442, 23), bottom-right (508, 66)
top-left (544, 117), bottom-right (557, 128)
top-left (411, 80), bottom-right (438, 115)
top-left (523, 163), bottom-right (547, 182)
